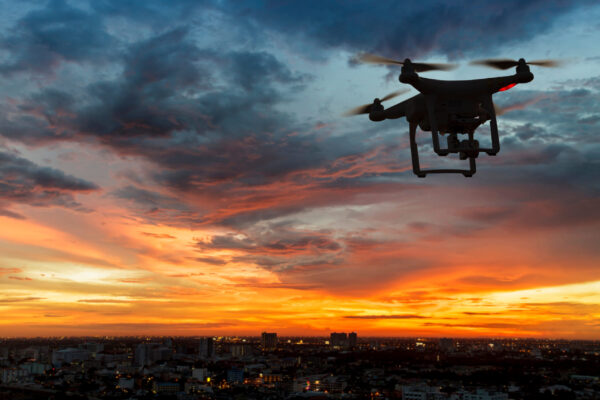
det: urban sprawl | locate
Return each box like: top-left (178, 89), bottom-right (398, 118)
top-left (1, 335), bottom-right (599, 399)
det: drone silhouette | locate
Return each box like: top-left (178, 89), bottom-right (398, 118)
top-left (345, 54), bottom-right (560, 177)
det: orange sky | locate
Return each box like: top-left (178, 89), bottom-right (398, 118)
top-left (1, 150), bottom-right (598, 338)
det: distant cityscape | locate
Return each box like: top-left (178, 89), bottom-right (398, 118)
top-left (0, 334), bottom-right (598, 399)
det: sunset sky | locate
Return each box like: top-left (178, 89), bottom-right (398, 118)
top-left (0, 0), bottom-right (599, 338)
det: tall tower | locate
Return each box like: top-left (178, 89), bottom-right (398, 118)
top-left (134, 343), bottom-right (148, 366)
top-left (330, 332), bottom-right (348, 349)
top-left (198, 337), bottom-right (214, 359)
top-left (348, 332), bottom-right (358, 348)
top-left (261, 332), bottom-right (278, 350)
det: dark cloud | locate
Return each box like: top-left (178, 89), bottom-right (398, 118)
top-left (226, 0), bottom-right (595, 59)
top-left (226, 51), bottom-right (308, 91)
top-left (232, 281), bottom-right (322, 291)
top-left (0, 0), bottom-right (115, 76)
top-left (91, 0), bottom-right (207, 23)
top-left (112, 185), bottom-right (189, 211)
top-left (193, 257), bottom-right (226, 266)
top-left (8, 0), bottom-right (587, 69)
top-left (0, 26), bottom-right (309, 147)
top-left (0, 25), bottom-right (332, 203)
top-left (0, 151), bottom-right (99, 217)
top-left (231, 253), bottom-right (344, 274)
top-left (204, 232), bottom-right (342, 253)
top-left (197, 228), bottom-right (345, 273)
top-left (495, 86), bottom-right (600, 148)
top-left (111, 184), bottom-right (204, 226)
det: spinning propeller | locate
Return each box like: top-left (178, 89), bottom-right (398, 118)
top-left (343, 89), bottom-right (409, 116)
top-left (470, 58), bottom-right (563, 70)
top-left (357, 53), bottom-right (457, 72)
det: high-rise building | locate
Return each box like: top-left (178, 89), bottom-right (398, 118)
top-left (198, 338), bottom-right (214, 359)
top-left (134, 343), bottom-right (148, 366)
top-left (348, 332), bottom-right (358, 348)
top-left (135, 343), bottom-right (170, 366)
top-left (230, 343), bottom-right (253, 358)
top-left (330, 332), bottom-right (348, 349)
top-left (261, 332), bottom-right (278, 350)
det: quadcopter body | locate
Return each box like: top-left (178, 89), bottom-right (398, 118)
top-left (348, 56), bottom-right (556, 177)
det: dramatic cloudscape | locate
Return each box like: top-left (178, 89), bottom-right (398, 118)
top-left (0, 0), bottom-right (599, 338)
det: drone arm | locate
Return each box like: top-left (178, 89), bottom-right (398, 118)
top-left (382, 101), bottom-right (407, 119)
top-left (369, 101), bottom-right (407, 121)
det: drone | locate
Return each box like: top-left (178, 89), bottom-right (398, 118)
top-left (345, 54), bottom-right (560, 177)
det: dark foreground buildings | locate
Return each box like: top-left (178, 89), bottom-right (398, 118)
top-left (0, 335), bottom-right (598, 399)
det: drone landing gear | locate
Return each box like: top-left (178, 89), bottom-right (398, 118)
top-left (409, 122), bottom-right (476, 178)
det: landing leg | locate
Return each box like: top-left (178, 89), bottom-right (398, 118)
top-left (408, 122), bottom-right (477, 178)
top-left (409, 122), bottom-right (426, 178)
top-left (483, 97), bottom-right (500, 156)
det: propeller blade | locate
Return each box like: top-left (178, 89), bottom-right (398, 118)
top-left (343, 103), bottom-right (373, 116)
top-left (471, 58), bottom-right (565, 69)
top-left (470, 59), bottom-right (519, 70)
top-left (412, 62), bottom-right (457, 72)
top-left (343, 89), bottom-right (409, 116)
top-left (379, 89), bottom-right (409, 102)
top-left (357, 53), bottom-right (404, 65)
top-left (357, 53), bottom-right (456, 71)
top-left (527, 59), bottom-right (563, 68)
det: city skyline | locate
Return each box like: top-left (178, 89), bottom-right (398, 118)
top-left (0, 1), bottom-right (599, 339)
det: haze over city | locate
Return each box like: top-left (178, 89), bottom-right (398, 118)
top-left (0, 0), bottom-right (599, 339)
